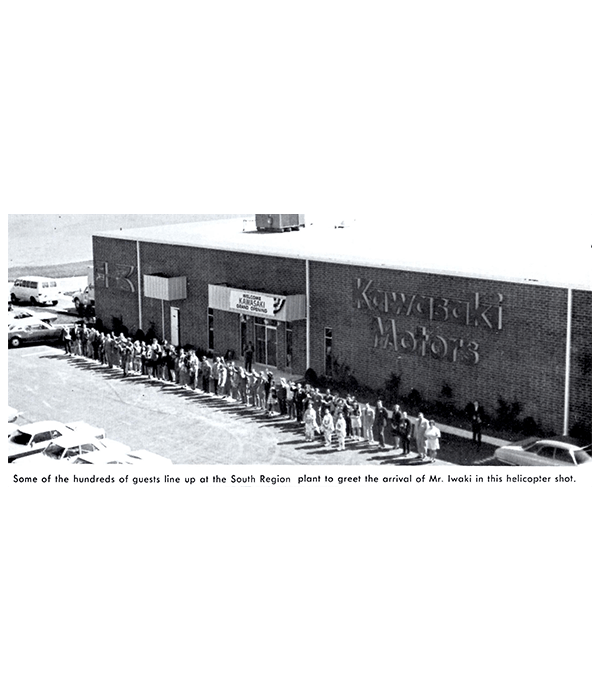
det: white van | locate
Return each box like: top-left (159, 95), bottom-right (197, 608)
top-left (10, 277), bottom-right (60, 306)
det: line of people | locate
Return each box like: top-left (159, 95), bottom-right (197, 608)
top-left (61, 325), bottom-right (442, 462)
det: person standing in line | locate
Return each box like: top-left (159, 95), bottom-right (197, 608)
top-left (335, 412), bottom-right (347, 451)
top-left (200, 356), bottom-right (211, 393)
top-left (210, 357), bottom-right (220, 394)
top-left (350, 398), bottom-right (362, 441)
top-left (374, 400), bottom-right (388, 449)
top-left (105, 333), bottom-right (115, 368)
top-left (217, 360), bottom-right (228, 398)
top-left (80, 325), bottom-right (89, 358)
top-left (286, 381), bottom-right (296, 420)
top-left (100, 333), bottom-right (108, 365)
top-left (61, 326), bottom-right (72, 355)
top-left (255, 371), bottom-right (265, 409)
top-left (92, 328), bottom-right (100, 362)
top-left (303, 401), bottom-right (317, 441)
top-left (415, 413), bottom-right (428, 461)
top-left (267, 382), bottom-right (277, 416)
top-left (278, 379), bottom-right (288, 416)
top-left (122, 340), bottom-right (134, 377)
top-left (471, 401), bottom-right (483, 448)
top-left (248, 369), bottom-right (258, 406)
top-left (238, 366), bottom-right (248, 404)
top-left (399, 411), bottom-right (413, 456)
top-left (295, 383), bottom-right (306, 423)
top-left (363, 402), bottom-right (375, 443)
top-left (390, 404), bottom-right (402, 449)
top-left (244, 341), bottom-right (254, 372)
top-left (424, 420), bottom-right (441, 462)
top-left (188, 350), bottom-right (200, 390)
top-left (321, 408), bottom-right (334, 447)
top-left (165, 344), bottom-right (177, 382)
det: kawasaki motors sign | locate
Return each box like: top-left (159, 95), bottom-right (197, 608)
top-left (229, 290), bottom-right (286, 317)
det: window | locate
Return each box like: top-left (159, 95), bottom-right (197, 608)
top-left (240, 315), bottom-right (247, 356)
top-left (11, 431), bottom-right (32, 446)
top-left (32, 431), bottom-right (52, 444)
top-left (553, 448), bottom-right (575, 464)
top-left (574, 448), bottom-right (592, 464)
top-left (325, 327), bottom-right (333, 376)
top-left (208, 308), bottom-right (214, 351)
top-left (536, 445), bottom-right (556, 461)
top-left (286, 322), bottom-right (293, 367)
top-left (80, 443), bottom-right (98, 454)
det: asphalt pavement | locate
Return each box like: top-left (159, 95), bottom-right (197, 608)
top-left (7, 275), bottom-right (507, 466)
top-left (7, 342), bottom-right (506, 466)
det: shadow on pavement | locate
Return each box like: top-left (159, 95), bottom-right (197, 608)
top-left (41, 352), bottom-right (492, 465)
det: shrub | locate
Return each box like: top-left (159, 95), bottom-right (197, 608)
top-left (381, 372), bottom-right (402, 406)
top-left (495, 396), bottom-right (522, 430)
top-left (521, 416), bottom-right (539, 436)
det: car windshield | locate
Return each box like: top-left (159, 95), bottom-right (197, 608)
top-left (524, 441), bottom-right (544, 453)
top-left (574, 448), bottom-right (592, 464)
top-left (44, 444), bottom-right (66, 459)
top-left (10, 431), bottom-right (32, 445)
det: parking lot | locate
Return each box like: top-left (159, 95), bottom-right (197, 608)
top-left (7, 339), bottom-right (504, 466)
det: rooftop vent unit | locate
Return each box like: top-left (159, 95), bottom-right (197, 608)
top-left (255, 214), bottom-right (305, 232)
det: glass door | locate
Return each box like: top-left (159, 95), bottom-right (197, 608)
top-left (255, 318), bottom-right (278, 367)
top-left (265, 323), bottom-right (277, 366)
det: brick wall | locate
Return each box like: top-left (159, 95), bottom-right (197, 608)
top-left (569, 289), bottom-right (592, 433)
top-left (309, 261), bottom-right (574, 434)
top-left (93, 236), bottom-right (591, 435)
top-left (93, 235), bottom-right (307, 363)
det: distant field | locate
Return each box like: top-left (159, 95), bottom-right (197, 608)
top-left (8, 260), bottom-right (93, 281)
top-left (8, 214), bottom-right (250, 269)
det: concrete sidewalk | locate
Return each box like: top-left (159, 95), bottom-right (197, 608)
top-left (245, 361), bottom-right (510, 449)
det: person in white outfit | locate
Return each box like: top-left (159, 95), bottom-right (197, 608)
top-left (424, 420), bottom-right (441, 462)
top-left (303, 402), bottom-right (317, 441)
top-left (321, 408), bottom-right (334, 447)
top-left (335, 413), bottom-right (347, 451)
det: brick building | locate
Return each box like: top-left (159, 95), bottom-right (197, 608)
top-left (92, 216), bottom-right (592, 436)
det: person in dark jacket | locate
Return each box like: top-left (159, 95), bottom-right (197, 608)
top-left (471, 401), bottom-right (483, 448)
top-left (390, 404), bottom-right (402, 449)
top-left (374, 400), bottom-right (388, 449)
top-left (399, 411), bottom-right (413, 455)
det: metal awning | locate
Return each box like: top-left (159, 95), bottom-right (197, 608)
top-left (208, 284), bottom-right (306, 321)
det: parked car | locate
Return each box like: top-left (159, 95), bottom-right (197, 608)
top-left (494, 437), bottom-right (592, 466)
top-left (8, 406), bottom-right (20, 423)
top-left (8, 406), bottom-right (21, 437)
top-left (73, 448), bottom-right (172, 466)
top-left (8, 319), bottom-right (74, 348)
top-left (8, 420), bottom-right (106, 462)
top-left (13, 434), bottom-right (130, 465)
top-left (10, 277), bottom-right (60, 306)
top-left (72, 284), bottom-right (95, 312)
top-left (8, 308), bottom-right (58, 325)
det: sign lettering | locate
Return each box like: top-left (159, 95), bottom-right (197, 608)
top-left (229, 290), bottom-right (286, 318)
top-left (95, 261), bottom-right (136, 293)
top-left (355, 278), bottom-right (504, 331)
top-left (356, 278), bottom-right (503, 366)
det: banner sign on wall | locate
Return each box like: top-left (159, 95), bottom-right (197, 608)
top-left (229, 290), bottom-right (286, 317)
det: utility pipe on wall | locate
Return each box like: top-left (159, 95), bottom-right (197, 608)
top-left (563, 287), bottom-right (573, 436)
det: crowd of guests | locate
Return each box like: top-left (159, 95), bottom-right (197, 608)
top-left (60, 324), bottom-right (443, 462)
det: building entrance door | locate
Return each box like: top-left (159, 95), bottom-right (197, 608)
top-left (255, 318), bottom-right (277, 367)
top-left (170, 307), bottom-right (180, 347)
